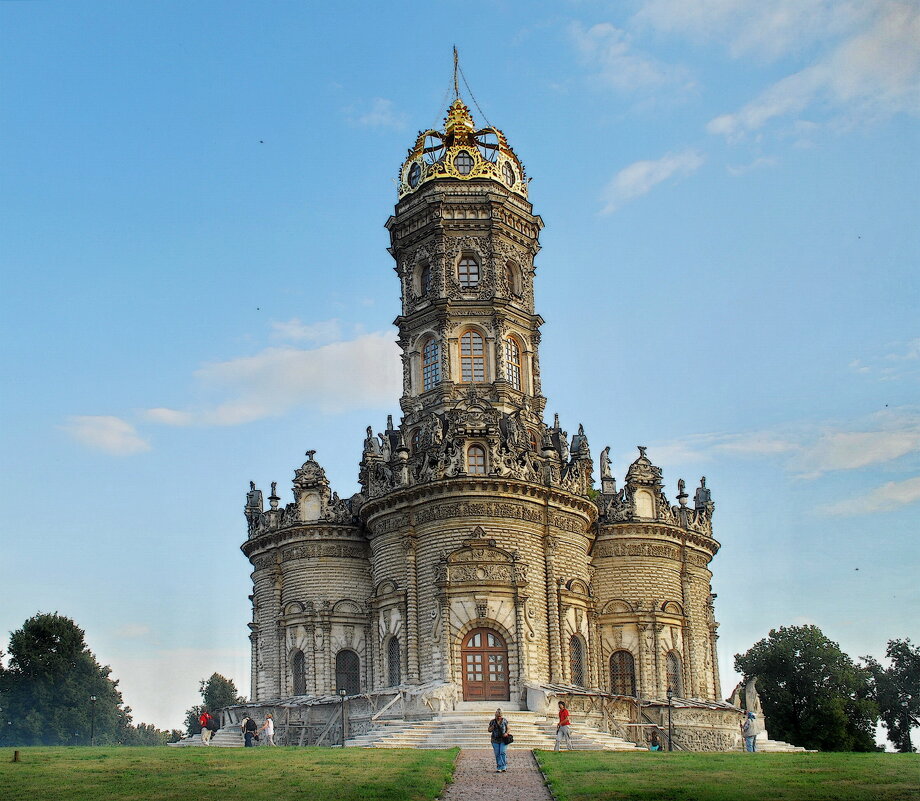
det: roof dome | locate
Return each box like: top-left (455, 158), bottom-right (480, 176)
top-left (397, 99), bottom-right (527, 200)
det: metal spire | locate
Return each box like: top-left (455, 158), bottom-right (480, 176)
top-left (453, 45), bottom-right (460, 99)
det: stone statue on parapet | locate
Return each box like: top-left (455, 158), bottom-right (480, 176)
top-left (600, 446), bottom-right (612, 479)
top-left (694, 476), bottom-right (712, 510)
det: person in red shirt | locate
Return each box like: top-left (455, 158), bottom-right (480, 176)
top-left (199, 710), bottom-right (213, 745)
top-left (554, 700), bottom-right (572, 751)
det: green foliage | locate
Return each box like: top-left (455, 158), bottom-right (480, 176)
top-left (536, 751), bottom-right (920, 801)
top-left (183, 673), bottom-right (245, 735)
top-left (0, 746), bottom-right (458, 801)
top-left (0, 612), bottom-right (171, 747)
top-left (200, 672), bottom-right (245, 713)
top-left (864, 638), bottom-right (919, 753)
top-left (734, 625), bottom-right (879, 752)
top-left (0, 613), bottom-right (131, 746)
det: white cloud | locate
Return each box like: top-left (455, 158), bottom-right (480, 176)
top-left (706, 1), bottom-right (920, 139)
top-left (570, 21), bottom-right (694, 93)
top-left (64, 415), bottom-right (150, 455)
top-left (143, 407), bottom-right (194, 426)
top-left (601, 149), bottom-right (705, 213)
top-left (635, 0), bottom-right (870, 61)
top-left (792, 428), bottom-right (920, 478)
top-left (270, 317), bottom-right (342, 344)
top-left (349, 98), bottom-right (407, 130)
top-left (648, 408), bottom-right (920, 478)
top-left (726, 156), bottom-right (779, 176)
top-left (818, 476), bottom-right (920, 516)
top-left (144, 331), bottom-right (401, 426)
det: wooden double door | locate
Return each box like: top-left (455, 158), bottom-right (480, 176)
top-left (461, 628), bottom-right (510, 701)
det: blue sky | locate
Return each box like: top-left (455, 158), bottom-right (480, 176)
top-left (2, 1), bottom-right (918, 736)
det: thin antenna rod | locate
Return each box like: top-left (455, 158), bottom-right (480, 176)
top-left (453, 46), bottom-right (460, 99)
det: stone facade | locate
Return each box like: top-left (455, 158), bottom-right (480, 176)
top-left (241, 99), bottom-right (724, 722)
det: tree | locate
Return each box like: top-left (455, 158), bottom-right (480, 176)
top-left (735, 625), bottom-right (878, 752)
top-left (0, 613), bottom-right (132, 746)
top-left (864, 638), bottom-right (919, 753)
top-left (184, 673), bottom-right (245, 735)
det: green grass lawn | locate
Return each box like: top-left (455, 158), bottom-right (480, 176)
top-left (0, 746), bottom-right (458, 801)
top-left (535, 751), bottom-right (920, 801)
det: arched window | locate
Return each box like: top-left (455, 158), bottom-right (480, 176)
top-left (529, 430), bottom-right (539, 452)
top-left (504, 337), bottom-right (522, 391)
top-left (292, 650), bottom-right (306, 696)
top-left (387, 637), bottom-right (401, 687)
top-left (458, 256), bottom-right (479, 289)
top-left (459, 330), bottom-right (485, 382)
top-left (420, 264), bottom-right (432, 297)
top-left (411, 429), bottom-right (421, 453)
top-left (666, 651), bottom-right (683, 697)
top-left (335, 649), bottom-right (361, 696)
top-left (422, 337), bottom-right (441, 390)
top-left (610, 650), bottom-right (636, 696)
top-left (467, 444), bottom-right (486, 475)
top-left (569, 635), bottom-right (585, 687)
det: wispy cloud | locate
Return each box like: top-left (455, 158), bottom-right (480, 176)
top-left (705, 1), bottom-right (920, 139)
top-left (114, 623), bottom-right (152, 639)
top-left (600, 149), bottom-right (705, 213)
top-left (569, 21), bottom-right (695, 94)
top-left (635, 0), bottom-right (870, 61)
top-left (346, 98), bottom-right (407, 131)
top-left (848, 337), bottom-right (920, 381)
top-left (145, 331), bottom-right (401, 426)
top-left (270, 317), bottom-right (342, 344)
top-left (819, 476), bottom-right (920, 516)
top-left (648, 407), bottom-right (920, 478)
top-left (63, 415), bottom-right (150, 455)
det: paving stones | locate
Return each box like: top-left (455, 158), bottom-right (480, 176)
top-left (441, 749), bottom-right (552, 801)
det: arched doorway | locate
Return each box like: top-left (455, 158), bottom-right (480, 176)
top-left (460, 628), bottom-right (509, 701)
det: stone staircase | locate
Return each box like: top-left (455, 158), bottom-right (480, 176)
top-left (167, 728), bottom-right (244, 748)
top-left (345, 702), bottom-right (644, 751)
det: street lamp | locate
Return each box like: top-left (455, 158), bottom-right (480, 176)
top-left (90, 696), bottom-right (97, 747)
top-left (338, 689), bottom-right (347, 747)
top-left (666, 687), bottom-right (673, 752)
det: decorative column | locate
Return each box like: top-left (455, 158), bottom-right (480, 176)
top-left (543, 526), bottom-right (562, 682)
top-left (403, 531), bottom-right (421, 681)
top-left (636, 623), bottom-right (648, 697)
top-left (588, 607), bottom-right (601, 688)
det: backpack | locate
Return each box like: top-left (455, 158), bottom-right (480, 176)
top-left (208, 717), bottom-right (219, 731)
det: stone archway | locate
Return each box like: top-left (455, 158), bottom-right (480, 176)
top-left (460, 627), bottom-right (510, 701)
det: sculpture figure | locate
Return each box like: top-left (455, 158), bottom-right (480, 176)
top-left (600, 446), bottom-right (612, 479)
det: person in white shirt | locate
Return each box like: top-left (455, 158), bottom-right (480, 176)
top-left (261, 714), bottom-right (276, 746)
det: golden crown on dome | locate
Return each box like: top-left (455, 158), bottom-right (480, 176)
top-left (397, 96), bottom-right (528, 200)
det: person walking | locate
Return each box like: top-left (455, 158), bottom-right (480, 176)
top-left (261, 714), bottom-right (276, 746)
top-left (199, 710), bottom-right (213, 745)
top-left (488, 708), bottom-right (510, 772)
top-left (554, 700), bottom-right (572, 751)
top-left (243, 715), bottom-right (258, 747)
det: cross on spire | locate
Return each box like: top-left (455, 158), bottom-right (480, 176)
top-left (453, 46), bottom-right (460, 99)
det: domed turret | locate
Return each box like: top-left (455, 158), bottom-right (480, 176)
top-left (397, 99), bottom-right (527, 199)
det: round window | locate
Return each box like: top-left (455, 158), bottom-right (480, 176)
top-left (503, 161), bottom-right (515, 186)
top-left (455, 150), bottom-right (474, 175)
top-left (408, 162), bottom-right (421, 188)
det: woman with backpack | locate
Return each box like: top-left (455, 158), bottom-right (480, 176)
top-left (488, 708), bottom-right (511, 772)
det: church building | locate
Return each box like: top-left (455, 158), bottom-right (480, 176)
top-left (240, 95), bottom-right (729, 744)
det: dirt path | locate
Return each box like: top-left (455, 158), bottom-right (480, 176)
top-left (440, 749), bottom-right (552, 801)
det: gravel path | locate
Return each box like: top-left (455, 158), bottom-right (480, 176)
top-left (441, 749), bottom-right (552, 801)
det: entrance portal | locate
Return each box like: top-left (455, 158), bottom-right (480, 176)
top-left (460, 628), bottom-right (510, 701)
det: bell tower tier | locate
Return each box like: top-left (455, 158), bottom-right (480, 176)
top-left (386, 100), bottom-right (546, 435)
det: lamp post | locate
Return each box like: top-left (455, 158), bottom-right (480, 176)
top-left (338, 689), bottom-right (347, 747)
top-left (666, 687), bottom-right (673, 752)
top-left (90, 696), bottom-right (97, 747)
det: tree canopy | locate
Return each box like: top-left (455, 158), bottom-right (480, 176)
top-left (184, 672), bottom-right (245, 734)
top-left (0, 612), bottom-right (170, 746)
top-left (735, 625), bottom-right (878, 752)
top-left (864, 638), bottom-right (919, 753)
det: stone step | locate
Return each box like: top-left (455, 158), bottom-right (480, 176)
top-left (345, 712), bottom-right (643, 751)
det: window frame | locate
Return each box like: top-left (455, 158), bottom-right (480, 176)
top-left (504, 336), bottom-right (522, 391)
top-left (457, 255), bottom-right (480, 289)
top-left (466, 444), bottom-right (486, 475)
top-left (422, 336), bottom-right (441, 391)
top-left (459, 329), bottom-right (486, 383)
